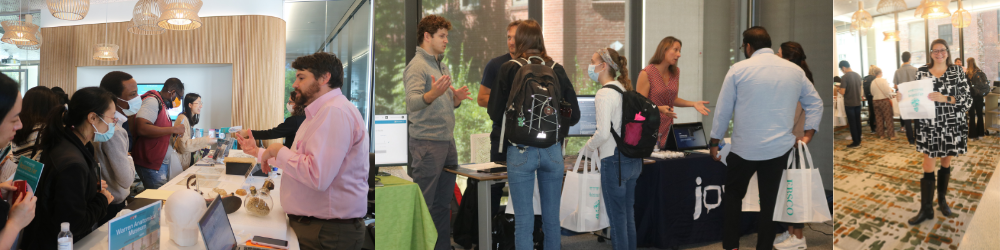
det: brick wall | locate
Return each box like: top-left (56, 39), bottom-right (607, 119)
top-left (543, 0), bottom-right (627, 91)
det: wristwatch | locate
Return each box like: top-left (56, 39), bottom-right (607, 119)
top-left (947, 96), bottom-right (953, 103)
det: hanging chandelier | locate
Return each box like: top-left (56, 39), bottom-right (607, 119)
top-left (952, 0), bottom-right (972, 28)
top-left (156, 0), bottom-right (203, 31)
top-left (922, 0), bottom-right (951, 19)
top-left (877, 0), bottom-right (907, 14)
top-left (128, 0), bottom-right (165, 35)
top-left (883, 31), bottom-right (900, 41)
top-left (16, 30), bottom-right (43, 50)
top-left (1, 14), bottom-right (40, 46)
top-left (914, 0), bottom-right (928, 17)
top-left (46, 0), bottom-right (90, 21)
top-left (94, 3), bottom-right (118, 61)
top-left (851, 1), bottom-right (873, 34)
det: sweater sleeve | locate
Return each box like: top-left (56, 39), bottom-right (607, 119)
top-left (554, 64), bottom-right (581, 126)
top-left (955, 67), bottom-right (972, 114)
top-left (99, 124), bottom-right (136, 204)
top-left (172, 116), bottom-right (213, 154)
top-left (489, 62), bottom-right (518, 123)
top-left (50, 163), bottom-right (108, 241)
top-left (585, 88), bottom-right (616, 153)
top-left (404, 66), bottom-right (431, 113)
top-left (252, 116), bottom-right (305, 140)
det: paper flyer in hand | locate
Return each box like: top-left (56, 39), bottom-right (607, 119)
top-left (896, 79), bottom-right (936, 120)
top-left (108, 200), bottom-right (162, 250)
top-left (13, 156), bottom-right (44, 191)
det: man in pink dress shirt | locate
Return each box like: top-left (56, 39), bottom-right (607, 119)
top-left (237, 52), bottom-right (369, 250)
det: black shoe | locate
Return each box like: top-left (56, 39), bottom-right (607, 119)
top-left (908, 174), bottom-right (936, 225)
top-left (938, 168), bottom-right (952, 216)
top-left (847, 143), bottom-right (861, 148)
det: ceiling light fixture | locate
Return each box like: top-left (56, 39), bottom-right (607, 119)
top-left (129, 0), bottom-right (166, 35)
top-left (156, 0), bottom-right (202, 30)
top-left (46, 0), bottom-right (90, 21)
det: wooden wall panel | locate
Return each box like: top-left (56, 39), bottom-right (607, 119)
top-left (39, 15), bottom-right (287, 141)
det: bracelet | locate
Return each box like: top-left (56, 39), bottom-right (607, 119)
top-left (709, 142), bottom-right (719, 147)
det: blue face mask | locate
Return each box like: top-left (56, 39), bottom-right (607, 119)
top-left (588, 63), bottom-right (601, 82)
top-left (92, 116), bottom-right (115, 142)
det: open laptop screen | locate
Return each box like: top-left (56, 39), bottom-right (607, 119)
top-left (199, 195), bottom-right (239, 250)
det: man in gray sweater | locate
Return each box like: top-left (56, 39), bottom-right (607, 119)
top-left (404, 14), bottom-right (473, 250)
top-left (95, 71), bottom-right (139, 226)
top-left (840, 60), bottom-right (864, 148)
top-left (894, 52), bottom-right (919, 145)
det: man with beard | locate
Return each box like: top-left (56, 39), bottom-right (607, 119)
top-left (133, 78), bottom-right (186, 189)
top-left (237, 52), bottom-right (369, 250)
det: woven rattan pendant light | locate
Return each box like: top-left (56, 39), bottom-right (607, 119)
top-left (922, 0), bottom-right (951, 19)
top-left (883, 31), bottom-right (901, 41)
top-left (877, 0), bottom-right (908, 14)
top-left (851, 1), bottom-right (873, 34)
top-left (952, 0), bottom-right (972, 28)
top-left (46, 0), bottom-right (89, 21)
top-left (156, 0), bottom-right (202, 30)
top-left (2, 0), bottom-right (40, 46)
top-left (93, 3), bottom-right (118, 61)
top-left (16, 25), bottom-right (42, 50)
top-left (129, 0), bottom-right (165, 35)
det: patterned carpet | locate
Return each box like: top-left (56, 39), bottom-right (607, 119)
top-left (832, 126), bottom-right (999, 250)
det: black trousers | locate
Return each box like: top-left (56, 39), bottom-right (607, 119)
top-left (846, 106), bottom-right (863, 144)
top-left (722, 150), bottom-right (791, 250)
top-left (902, 119), bottom-right (916, 144)
top-left (866, 97), bottom-right (877, 132)
top-left (969, 96), bottom-right (985, 138)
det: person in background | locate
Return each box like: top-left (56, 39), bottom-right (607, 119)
top-left (863, 65), bottom-right (877, 134)
top-left (50, 87), bottom-right (69, 107)
top-left (583, 47), bottom-right (638, 250)
top-left (173, 93), bottom-right (215, 169)
top-left (94, 71), bottom-right (141, 226)
top-left (904, 39), bottom-right (971, 226)
top-left (23, 87), bottom-right (114, 249)
top-left (479, 19), bottom-right (521, 163)
top-left (0, 74), bottom-right (38, 250)
top-left (835, 76), bottom-right (847, 128)
top-left (636, 36), bottom-right (711, 148)
top-left (237, 52), bottom-right (369, 250)
top-left (239, 91), bottom-right (307, 149)
top-left (133, 78), bottom-right (186, 189)
top-left (894, 52), bottom-right (918, 145)
top-left (840, 61), bottom-right (864, 147)
top-left (488, 19), bottom-right (580, 250)
top-left (1, 86), bottom-right (60, 181)
top-left (869, 66), bottom-right (896, 140)
top-left (99, 71), bottom-right (140, 151)
top-left (955, 58), bottom-right (964, 71)
top-left (773, 41), bottom-right (813, 250)
top-left (710, 26), bottom-right (823, 250)
top-left (402, 15), bottom-right (471, 250)
top-left (966, 57), bottom-right (988, 140)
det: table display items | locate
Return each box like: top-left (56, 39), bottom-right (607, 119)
top-left (244, 186), bottom-right (273, 217)
top-left (165, 189), bottom-right (209, 247)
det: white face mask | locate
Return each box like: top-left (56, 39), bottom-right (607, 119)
top-left (118, 96), bottom-right (142, 116)
top-left (286, 104), bottom-right (294, 114)
top-left (588, 63), bottom-right (601, 82)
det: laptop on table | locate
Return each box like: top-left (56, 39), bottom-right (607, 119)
top-left (199, 195), bottom-right (274, 250)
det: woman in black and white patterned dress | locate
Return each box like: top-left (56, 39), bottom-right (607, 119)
top-left (906, 39), bottom-right (972, 225)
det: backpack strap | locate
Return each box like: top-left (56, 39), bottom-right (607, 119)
top-left (602, 84), bottom-right (624, 94)
top-left (550, 62), bottom-right (559, 69)
top-left (508, 59), bottom-right (524, 67)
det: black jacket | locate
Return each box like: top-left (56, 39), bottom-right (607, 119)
top-left (487, 58), bottom-right (581, 161)
top-left (863, 74), bottom-right (875, 97)
top-left (23, 127), bottom-right (108, 249)
top-left (252, 115), bottom-right (306, 148)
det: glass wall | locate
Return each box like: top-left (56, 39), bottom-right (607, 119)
top-left (0, 13), bottom-right (41, 95)
top-left (326, 1), bottom-right (373, 124)
top-left (835, 0), bottom-right (1000, 85)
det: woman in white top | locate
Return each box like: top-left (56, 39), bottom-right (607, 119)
top-left (172, 93), bottom-right (215, 169)
top-left (582, 48), bottom-right (641, 250)
top-left (869, 66), bottom-right (896, 139)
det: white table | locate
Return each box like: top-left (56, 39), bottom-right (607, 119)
top-left (76, 156), bottom-right (300, 250)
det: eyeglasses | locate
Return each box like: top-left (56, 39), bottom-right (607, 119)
top-left (931, 49), bottom-right (948, 54)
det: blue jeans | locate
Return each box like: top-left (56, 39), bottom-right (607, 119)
top-left (507, 142), bottom-right (563, 250)
top-left (845, 106), bottom-right (862, 144)
top-left (136, 163), bottom-right (170, 189)
top-left (600, 148), bottom-right (642, 250)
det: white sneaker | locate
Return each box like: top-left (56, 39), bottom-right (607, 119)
top-left (773, 231), bottom-right (791, 245)
top-left (774, 236), bottom-right (807, 250)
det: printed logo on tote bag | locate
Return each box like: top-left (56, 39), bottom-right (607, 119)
top-left (785, 179), bottom-right (794, 215)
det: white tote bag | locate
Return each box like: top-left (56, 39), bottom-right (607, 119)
top-left (505, 179), bottom-right (542, 215)
top-left (890, 96), bottom-right (901, 117)
top-left (559, 149), bottom-right (609, 232)
top-left (772, 141), bottom-right (833, 223)
top-left (741, 172), bottom-right (761, 212)
top-left (834, 93), bottom-right (847, 127)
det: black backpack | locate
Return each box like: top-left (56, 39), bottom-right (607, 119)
top-left (970, 71), bottom-right (991, 97)
top-left (603, 85), bottom-right (661, 159)
top-left (499, 56), bottom-right (562, 152)
top-left (491, 212), bottom-right (544, 250)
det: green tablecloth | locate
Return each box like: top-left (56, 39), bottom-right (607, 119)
top-left (375, 176), bottom-right (437, 250)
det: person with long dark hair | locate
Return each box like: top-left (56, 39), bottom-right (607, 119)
top-left (583, 47), bottom-right (638, 250)
top-left (22, 87), bottom-right (114, 249)
top-left (49, 87), bottom-right (69, 107)
top-left (0, 74), bottom-right (38, 250)
top-left (635, 36), bottom-right (711, 148)
top-left (1, 86), bottom-right (60, 181)
top-left (172, 93), bottom-right (215, 169)
top-left (904, 39), bottom-right (972, 225)
top-left (966, 57), bottom-right (988, 140)
top-left (239, 91), bottom-right (307, 149)
top-left (774, 41), bottom-right (814, 250)
top-left (488, 19), bottom-right (580, 250)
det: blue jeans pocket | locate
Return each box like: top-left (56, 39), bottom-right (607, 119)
top-left (506, 145), bottom-right (528, 168)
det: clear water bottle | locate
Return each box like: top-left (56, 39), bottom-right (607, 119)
top-left (57, 222), bottom-right (72, 250)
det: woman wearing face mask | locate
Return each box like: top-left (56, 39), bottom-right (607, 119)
top-left (173, 93), bottom-right (216, 169)
top-left (903, 39), bottom-right (971, 226)
top-left (582, 48), bottom-right (639, 250)
top-left (0, 74), bottom-right (39, 250)
top-left (488, 19), bottom-right (580, 250)
top-left (1, 86), bottom-right (61, 181)
top-left (635, 37), bottom-right (711, 149)
top-left (22, 87), bottom-right (115, 249)
top-left (238, 92), bottom-right (306, 149)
